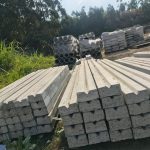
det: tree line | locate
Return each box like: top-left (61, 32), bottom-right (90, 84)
top-left (0, 0), bottom-right (150, 54)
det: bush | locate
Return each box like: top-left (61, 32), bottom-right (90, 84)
top-left (0, 41), bottom-right (55, 89)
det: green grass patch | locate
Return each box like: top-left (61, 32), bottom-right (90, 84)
top-left (0, 41), bottom-right (55, 89)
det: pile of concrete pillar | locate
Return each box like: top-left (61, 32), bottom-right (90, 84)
top-left (59, 54), bottom-right (150, 148)
top-left (101, 30), bottom-right (127, 53)
top-left (79, 32), bottom-right (101, 58)
top-left (0, 66), bottom-right (70, 142)
top-left (79, 38), bottom-right (101, 58)
top-left (124, 26), bottom-right (144, 47)
top-left (54, 35), bottom-right (79, 65)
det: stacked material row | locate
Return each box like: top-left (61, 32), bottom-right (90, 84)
top-left (101, 30), bottom-right (127, 53)
top-left (79, 32), bottom-right (95, 40)
top-left (54, 35), bottom-right (79, 65)
top-left (124, 26), bottom-right (144, 47)
top-left (133, 51), bottom-right (150, 58)
top-left (0, 66), bottom-right (70, 142)
top-left (79, 38), bottom-right (101, 58)
top-left (59, 55), bottom-right (150, 148)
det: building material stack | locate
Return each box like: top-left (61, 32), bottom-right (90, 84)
top-left (124, 26), bottom-right (144, 47)
top-left (99, 59), bottom-right (150, 140)
top-left (116, 57), bottom-right (150, 74)
top-left (58, 65), bottom-right (88, 148)
top-left (101, 30), bottom-right (127, 53)
top-left (0, 66), bottom-right (70, 142)
top-left (77, 60), bottom-right (109, 145)
top-left (54, 35), bottom-right (79, 65)
top-left (88, 59), bottom-right (132, 142)
top-left (79, 39), bottom-right (101, 58)
top-left (133, 51), bottom-right (150, 58)
top-left (79, 32), bottom-right (101, 58)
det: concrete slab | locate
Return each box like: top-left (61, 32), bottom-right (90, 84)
top-left (33, 108), bottom-right (48, 117)
top-left (62, 113), bottom-right (83, 126)
top-left (88, 131), bottom-right (110, 145)
top-left (128, 100), bottom-right (150, 115)
top-left (10, 131), bottom-right (23, 139)
top-left (24, 127), bottom-right (38, 136)
top-left (131, 113), bottom-right (150, 127)
top-left (79, 99), bottom-right (101, 112)
top-left (0, 119), bottom-right (6, 126)
top-left (102, 95), bottom-right (124, 109)
top-left (110, 128), bottom-right (133, 142)
top-left (23, 120), bottom-right (36, 128)
top-left (36, 116), bottom-right (51, 125)
top-left (64, 124), bottom-right (85, 136)
top-left (67, 134), bottom-right (88, 148)
top-left (0, 134), bottom-right (9, 142)
top-left (8, 123), bottom-right (23, 132)
top-left (37, 125), bottom-right (52, 134)
top-left (105, 106), bottom-right (129, 120)
top-left (19, 113), bottom-right (34, 122)
top-left (83, 109), bottom-right (104, 123)
top-left (108, 118), bottom-right (131, 131)
top-left (133, 126), bottom-right (150, 139)
top-left (0, 126), bottom-right (8, 134)
top-left (85, 120), bottom-right (107, 134)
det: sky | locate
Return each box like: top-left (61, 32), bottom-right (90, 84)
top-left (61, 0), bottom-right (122, 15)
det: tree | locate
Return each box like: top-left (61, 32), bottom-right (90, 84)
top-left (0, 0), bottom-right (66, 54)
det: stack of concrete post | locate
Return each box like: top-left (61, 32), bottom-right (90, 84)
top-left (88, 59), bottom-right (132, 142)
top-left (79, 38), bottom-right (101, 58)
top-left (79, 32), bottom-right (95, 40)
top-left (124, 26), bottom-right (144, 47)
top-left (0, 66), bottom-right (70, 142)
top-left (77, 60), bottom-right (109, 145)
top-left (54, 35), bottom-right (79, 65)
top-left (100, 59), bottom-right (150, 139)
top-left (101, 30), bottom-right (127, 53)
top-left (58, 65), bottom-right (88, 148)
top-left (59, 53), bottom-right (150, 148)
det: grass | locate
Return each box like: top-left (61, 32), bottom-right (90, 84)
top-left (0, 41), bottom-right (55, 89)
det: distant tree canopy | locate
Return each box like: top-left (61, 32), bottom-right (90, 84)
top-left (0, 0), bottom-right (150, 54)
top-left (61, 0), bottom-right (150, 37)
top-left (0, 0), bottom-right (66, 54)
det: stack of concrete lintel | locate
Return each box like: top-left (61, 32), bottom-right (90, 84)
top-left (0, 66), bottom-right (70, 142)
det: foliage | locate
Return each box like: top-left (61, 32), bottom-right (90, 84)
top-left (0, 41), bottom-right (55, 89)
top-left (5, 137), bottom-right (36, 150)
top-left (0, 0), bottom-right (66, 54)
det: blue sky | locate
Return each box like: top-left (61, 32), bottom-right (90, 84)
top-left (61, 0), bottom-right (124, 15)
